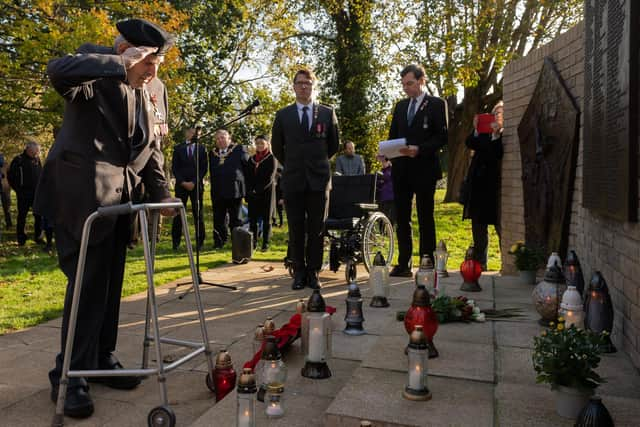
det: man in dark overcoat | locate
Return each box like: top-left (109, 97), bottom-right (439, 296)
top-left (8, 141), bottom-right (43, 245)
top-left (209, 129), bottom-right (249, 248)
top-left (271, 68), bottom-right (340, 290)
top-left (172, 127), bottom-right (207, 250)
top-left (388, 64), bottom-right (448, 277)
top-left (34, 19), bottom-right (177, 418)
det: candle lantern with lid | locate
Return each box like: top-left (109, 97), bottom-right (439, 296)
top-left (301, 289), bottom-right (332, 379)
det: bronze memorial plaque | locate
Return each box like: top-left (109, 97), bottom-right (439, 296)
top-left (518, 58), bottom-right (580, 258)
top-left (583, 0), bottom-right (639, 222)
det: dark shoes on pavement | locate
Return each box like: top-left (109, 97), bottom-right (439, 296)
top-left (50, 378), bottom-right (94, 419)
top-left (87, 354), bottom-right (142, 390)
top-left (291, 270), bottom-right (306, 290)
top-left (291, 269), bottom-right (322, 290)
top-left (389, 265), bottom-right (413, 277)
top-left (50, 355), bottom-right (141, 418)
top-left (307, 270), bottom-right (321, 289)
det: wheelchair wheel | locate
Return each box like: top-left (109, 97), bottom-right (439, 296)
top-left (361, 211), bottom-right (394, 272)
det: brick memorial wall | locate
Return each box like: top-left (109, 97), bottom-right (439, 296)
top-left (501, 15), bottom-right (640, 368)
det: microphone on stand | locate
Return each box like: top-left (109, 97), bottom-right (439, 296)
top-left (239, 99), bottom-right (260, 116)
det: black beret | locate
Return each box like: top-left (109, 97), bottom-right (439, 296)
top-left (116, 18), bottom-right (175, 55)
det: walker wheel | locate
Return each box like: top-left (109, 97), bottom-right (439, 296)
top-left (147, 405), bottom-right (175, 427)
top-left (205, 372), bottom-right (216, 393)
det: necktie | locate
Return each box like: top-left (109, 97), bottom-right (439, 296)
top-left (188, 144), bottom-right (193, 158)
top-left (301, 106), bottom-right (309, 133)
top-left (407, 98), bottom-right (417, 125)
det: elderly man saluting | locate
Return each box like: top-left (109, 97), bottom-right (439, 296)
top-left (34, 19), bottom-right (177, 418)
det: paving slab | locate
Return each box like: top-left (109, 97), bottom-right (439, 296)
top-left (494, 320), bottom-right (545, 349)
top-left (496, 346), bottom-right (540, 387)
top-left (596, 352), bottom-right (640, 399)
top-left (3, 264), bottom-right (640, 426)
top-left (495, 381), bottom-right (640, 427)
top-left (324, 367), bottom-right (494, 427)
top-left (361, 335), bottom-right (494, 383)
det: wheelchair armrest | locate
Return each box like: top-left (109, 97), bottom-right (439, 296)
top-left (357, 203), bottom-right (378, 211)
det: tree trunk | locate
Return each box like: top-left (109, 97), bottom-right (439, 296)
top-left (443, 86), bottom-right (482, 203)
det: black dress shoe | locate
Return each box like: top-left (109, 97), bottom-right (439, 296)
top-left (291, 271), bottom-right (306, 290)
top-left (389, 265), bottom-right (413, 277)
top-left (87, 355), bottom-right (142, 390)
top-left (307, 271), bottom-right (321, 289)
top-left (51, 383), bottom-right (94, 419)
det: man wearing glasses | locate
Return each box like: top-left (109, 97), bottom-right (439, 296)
top-left (271, 68), bottom-right (340, 290)
top-left (387, 64), bottom-right (448, 277)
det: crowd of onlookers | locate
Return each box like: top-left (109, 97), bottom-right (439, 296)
top-left (0, 135), bottom-right (392, 254)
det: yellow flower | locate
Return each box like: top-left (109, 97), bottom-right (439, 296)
top-left (549, 321), bottom-right (555, 328)
top-left (557, 323), bottom-right (565, 331)
top-left (509, 244), bottom-right (519, 253)
top-left (557, 316), bottom-right (565, 322)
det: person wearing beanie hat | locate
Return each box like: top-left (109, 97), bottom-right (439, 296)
top-left (34, 18), bottom-right (177, 419)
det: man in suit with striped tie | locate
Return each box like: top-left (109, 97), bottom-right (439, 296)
top-left (387, 64), bottom-right (448, 277)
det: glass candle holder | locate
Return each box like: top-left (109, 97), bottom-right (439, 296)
top-left (264, 384), bottom-right (285, 418)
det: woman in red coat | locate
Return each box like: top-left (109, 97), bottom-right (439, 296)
top-left (246, 135), bottom-right (277, 251)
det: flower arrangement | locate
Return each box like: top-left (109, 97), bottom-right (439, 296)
top-left (508, 241), bottom-right (545, 271)
top-left (532, 318), bottom-right (608, 390)
top-left (431, 295), bottom-right (485, 323)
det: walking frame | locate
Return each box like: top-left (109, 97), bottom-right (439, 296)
top-left (52, 202), bottom-right (216, 427)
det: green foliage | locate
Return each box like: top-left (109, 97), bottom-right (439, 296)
top-left (508, 241), bottom-right (545, 271)
top-left (0, 1), bottom-right (187, 153)
top-left (533, 322), bottom-right (608, 389)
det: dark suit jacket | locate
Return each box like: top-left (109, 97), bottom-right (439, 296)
top-left (271, 103), bottom-right (339, 193)
top-left (34, 45), bottom-right (171, 243)
top-left (208, 144), bottom-right (249, 200)
top-left (388, 95), bottom-right (448, 186)
top-left (172, 142), bottom-right (207, 187)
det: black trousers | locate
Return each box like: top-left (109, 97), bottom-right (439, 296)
top-left (248, 190), bottom-right (273, 248)
top-left (50, 214), bottom-right (129, 382)
top-left (394, 181), bottom-right (437, 269)
top-left (471, 220), bottom-right (501, 268)
top-left (212, 196), bottom-right (242, 247)
top-left (172, 184), bottom-right (205, 248)
top-left (284, 190), bottom-right (327, 272)
top-left (16, 192), bottom-right (41, 243)
top-left (0, 189), bottom-right (11, 227)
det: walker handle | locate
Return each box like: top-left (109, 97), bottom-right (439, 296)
top-left (97, 202), bottom-right (135, 217)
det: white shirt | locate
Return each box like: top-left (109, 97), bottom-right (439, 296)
top-left (407, 92), bottom-right (427, 117)
top-left (296, 101), bottom-right (313, 130)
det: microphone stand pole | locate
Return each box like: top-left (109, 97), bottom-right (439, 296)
top-left (177, 110), bottom-right (256, 299)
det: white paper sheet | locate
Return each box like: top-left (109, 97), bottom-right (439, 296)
top-left (378, 138), bottom-right (407, 159)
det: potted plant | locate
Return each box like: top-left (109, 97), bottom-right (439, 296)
top-left (508, 241), bottom-right (545, 284)
top-left (532, 319), bottom-right (609, 419)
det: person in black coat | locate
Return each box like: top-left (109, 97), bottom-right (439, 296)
top-left (245, 135), bottom-right (276, 251)
top-left (0, 152), bottom-right (12, 230)
top-left (271, 67), bottom-right (340, 290)
top-left (387, 64), bottom-right (448, 277)
top-left (171, 127), bottom-right (207, 250)
top-left (34, 19), bottom-right (177, 418)
top-left (209, 129), bottom-right (249, 248)
top-left (462, 102), bottom-right (504, 270)
top-left (8, 141), bottom-right (43, 245)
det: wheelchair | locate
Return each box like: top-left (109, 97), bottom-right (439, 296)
top-left (283, 174), bottom-right (394, 282)
top-left (325, 174), bottom-right (394, 282)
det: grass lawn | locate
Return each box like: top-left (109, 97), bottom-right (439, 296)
top-left (0, 188), bottom-right (500, 334)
